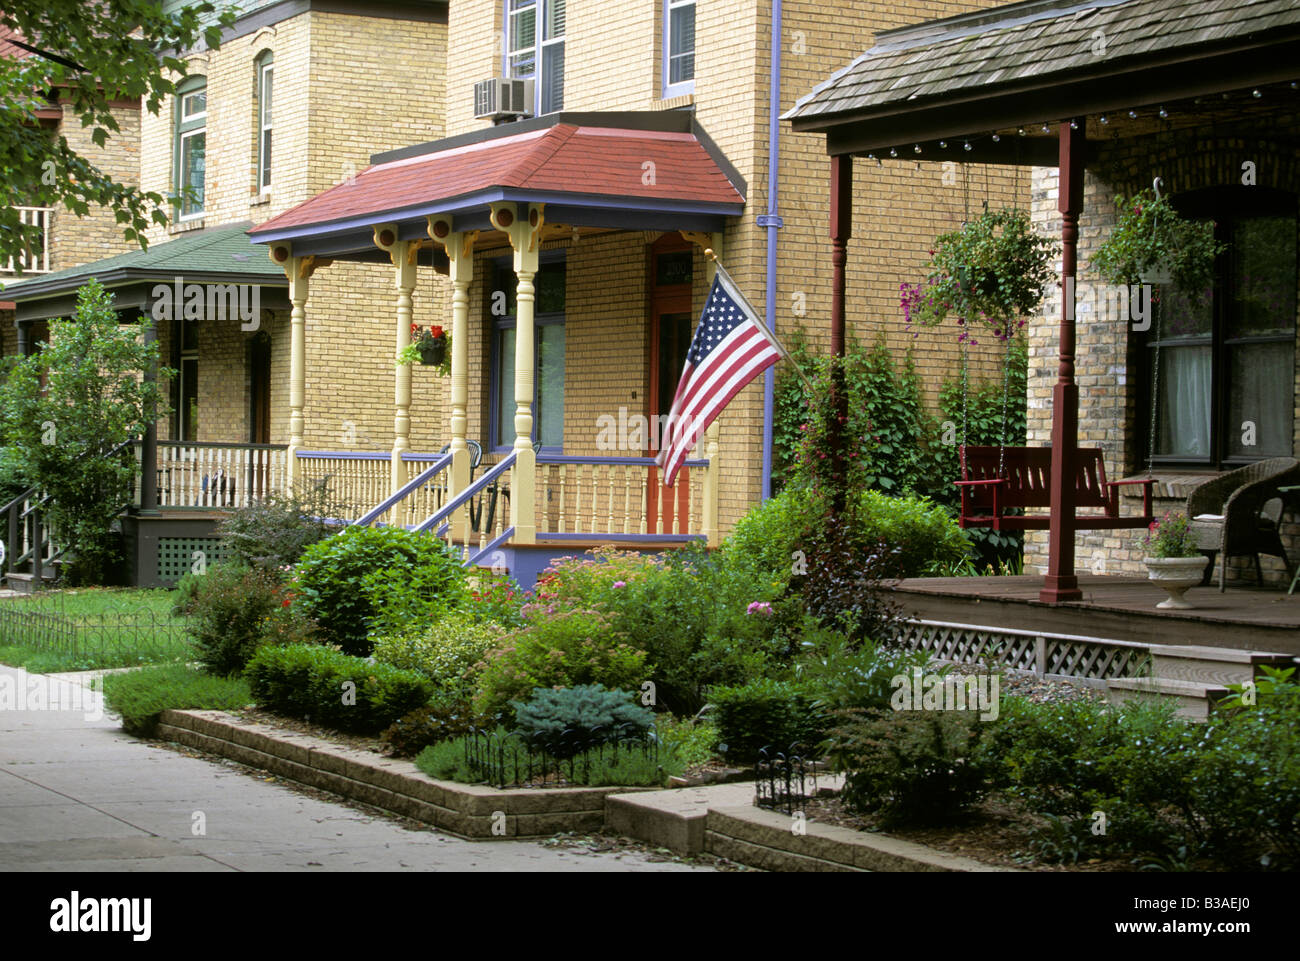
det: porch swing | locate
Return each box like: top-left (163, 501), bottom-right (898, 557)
top-left (951, 166), bottom-right (1155, 533)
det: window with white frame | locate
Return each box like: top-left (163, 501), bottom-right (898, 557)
top-left (506, 0), bottom-right (565, 114)
top-left (175, 77), bottom-right (207, 220)
top-left (664, 0), bottom-right (695, 96)
top-left (256, 53), bottom-right (273, 192)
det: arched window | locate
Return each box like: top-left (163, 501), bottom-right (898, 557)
top-left (175, 76), bottom-right (207, 220)
top-left (255, 52), bottom-right (273, 192)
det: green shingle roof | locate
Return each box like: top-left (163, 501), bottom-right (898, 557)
top-left (1, 223), bottom-right (283, 303)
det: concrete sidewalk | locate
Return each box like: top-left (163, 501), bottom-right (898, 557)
top-left (0, 664), bottom-right (712, 872)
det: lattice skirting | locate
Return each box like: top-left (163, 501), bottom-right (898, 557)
top-left (897, 620), bottom-right (1149, 686)
top-left (156, 537), bottom-right (232, 585)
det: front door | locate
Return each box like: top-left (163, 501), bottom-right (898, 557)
top-left (647, 238), bottom-right (695, 534)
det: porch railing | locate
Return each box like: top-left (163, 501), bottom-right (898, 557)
top-left (294, 450), bottom-right (388, 518)
top-left (136, 442), bottom-right (289, 510)
top-left (535, 454), bottom-right (709, 539)
top-left (2, 206), bottom-right (52, 274)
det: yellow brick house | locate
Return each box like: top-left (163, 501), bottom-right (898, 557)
top-left (246, 0), bottom-right (1023, 586)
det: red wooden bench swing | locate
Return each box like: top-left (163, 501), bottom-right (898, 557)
top-left (952, 341), bottom-right (1155, 533)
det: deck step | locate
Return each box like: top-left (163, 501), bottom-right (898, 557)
top-left (1106, 677), bottom-right (1229, 721)
top-left (1147, 643), bottom-right (1296, 686)
top-left (2, 569), bottom-right (59, 594)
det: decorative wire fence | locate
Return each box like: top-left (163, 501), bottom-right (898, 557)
top-left (462, 724), bottom-right (662, 789)
top-left (754, 744), bottom-right (818, 815)
top-left (0, 593), bottom-right (190, 668)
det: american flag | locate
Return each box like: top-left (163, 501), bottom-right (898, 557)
top-left (655, 266), bottom-right (782, 487)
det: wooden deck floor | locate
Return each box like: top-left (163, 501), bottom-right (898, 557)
top-left (889, 574), bottom-right (1300, 655)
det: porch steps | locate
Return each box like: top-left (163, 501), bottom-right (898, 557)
top-left (1147, 644), bottom-right (1296, 687)
top-left (1105, 677), bottom-right (1230, 721)
top-left (3, 567), bottom-right (59, 594)
top-left (1106, 643), bottom-right (1296, 720)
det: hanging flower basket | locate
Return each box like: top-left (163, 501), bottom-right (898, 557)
top-left (398, 324), bottom-right (451, 375)
top-left (418, 338), bottom-right (446, 367)
top-left (1091, 188), bottom-right (1225, 292)
top-left (899, 208), bottom-right (1057, 345)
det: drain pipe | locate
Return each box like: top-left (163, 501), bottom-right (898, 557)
top-left (758, 0), bottom-right (783, 501)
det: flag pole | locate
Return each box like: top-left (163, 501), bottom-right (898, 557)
top-left (703, 247), bottom-right (816, 395)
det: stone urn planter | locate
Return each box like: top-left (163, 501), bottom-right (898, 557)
top-left (1143, 555), bottom-right (1210, 610)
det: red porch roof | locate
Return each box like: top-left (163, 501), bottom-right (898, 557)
top-left (250, 120), bottom-right (745, 245)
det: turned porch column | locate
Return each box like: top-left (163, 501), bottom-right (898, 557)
top-left (374, 225), bottom-right (416, 498)
top-left (492, 202), bottom-right (545, 545)
top-left (1040, 119), bottom-right (1086, 604)
top-left (270, 245), bottom-right (317, 491)
top-left (429, 216), bottom-right (477, 540)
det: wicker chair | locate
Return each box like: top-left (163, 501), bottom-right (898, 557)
top-left (1186, 457), bottom-right (1300, 591)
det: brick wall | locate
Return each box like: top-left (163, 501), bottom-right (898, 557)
top-left (1027, 117), bottom-right (1300, 587)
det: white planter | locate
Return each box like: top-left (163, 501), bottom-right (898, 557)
top-left (1144, 555), bottom-right (1209, 609)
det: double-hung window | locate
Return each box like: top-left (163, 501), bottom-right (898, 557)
top-left (256, 53), bottom-right (273, 192)
top-left (491, 259), bottom-right (566, 451)
top-left (663, 0), bottom-right (696, 97)
top-left (506, 0), bottom-right (565, 114)
top-left (1142, 187), bottom-right (1296, 467)
top-left (175, 77), bottom-right (207, 220)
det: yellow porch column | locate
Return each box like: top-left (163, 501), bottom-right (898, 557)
top-left (269, 245), bottom-right (317, 491)
top-left (492, 202), bottom-right (545, 544)
top-left (374, 225), bottom-right (416, 497)
top-left (429, 217), bottom-right (477, 541)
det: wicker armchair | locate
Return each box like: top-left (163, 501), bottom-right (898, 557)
top-left (1186, 457), bottom-right (1300, 591)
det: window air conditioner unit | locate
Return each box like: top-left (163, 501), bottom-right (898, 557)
top-left (473, 77), bottom-right (534, 120)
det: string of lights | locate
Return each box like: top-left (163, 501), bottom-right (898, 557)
top-left (862, 80), bottom-right (1300, 164)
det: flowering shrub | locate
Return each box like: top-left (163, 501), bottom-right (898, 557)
top-left (1140, 511), bottom-right (1201, 559)
top-left (467, 571), bottom-right (526, 628)
top-left (472, 608), bottom-right (647, 720)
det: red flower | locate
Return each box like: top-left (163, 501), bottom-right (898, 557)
top-left (410, 323), bottom-right (419, 334)
top-left (429, 325), bottom-right (445, 339)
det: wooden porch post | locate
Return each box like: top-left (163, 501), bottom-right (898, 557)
top-left (270, 245), bottom-right (312, 490)
top-left (140, 317), bottom-right (159, 512)
top-left (493, 202), bottom-right (544, 544)
top-left (374, 225), bottom-right (415, 498)
top-left (829, 153), bottom-right (852, 516)
top-left (429, 217), bottom-right (476, 540)
top-left (1040, 119), bottom-right (1086, 604)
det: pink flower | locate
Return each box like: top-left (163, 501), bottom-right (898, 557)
top-left (612, 581), bottom-right (627, 589)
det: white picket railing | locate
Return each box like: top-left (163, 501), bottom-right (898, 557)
top-left (141, 442), bottom-right (289, 509)
top-left (2, 206), bottom-right (52, 274)
top-left (535, 455), bottom-right (708, 538)
top-left (294, 451), bottom-right (390, 519)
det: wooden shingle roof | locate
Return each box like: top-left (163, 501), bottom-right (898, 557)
top-left (787, 0), bottom-right (1300, 130)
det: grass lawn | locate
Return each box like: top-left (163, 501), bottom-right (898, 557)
top-left (0, 587), bottom-right (190, 672)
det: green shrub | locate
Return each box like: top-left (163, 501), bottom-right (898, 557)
top-left (724, 486), bottom-right (972, 586)
top-left (245, 643), bottom-right (434, 734)
top-left (466, 571), bottom-right (527, 628)
top-left (533, 546), bottom-right (789, 715)
top-left (380, 700), bottom-right (481, 758)
top-left (706, 677), bottom-right (826, 765)
top-left (186, 562), bottom-right (317, 676)
top-left (370, 611), bottom-right (504, 700)
top-left (512, 684), bottom-right (655, 759)
top-left (472, 608), bottom-right (647, 720)
top-left (792, 629), bottom-right (928, 714)
top-left (827, 709), bottom-right (996, 827)
top-left (657, 714), bottom-right (719, 769)
top-left (292, 526), bottom-right (468, 655)
top-left (103, 664), bottom-right (251, 737)
top-left (217, 484), bottom-right (352, 571)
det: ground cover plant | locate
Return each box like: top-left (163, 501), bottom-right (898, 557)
top-left (102, 664), bottom-right (251, 737)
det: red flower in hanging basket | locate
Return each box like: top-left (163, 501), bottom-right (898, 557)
top-left (429, 325), bottom-right (445, 339)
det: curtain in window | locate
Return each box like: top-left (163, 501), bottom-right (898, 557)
top-left (1157, 346), bottom-right (1212, 458)
top-left (1229, 343), bottom-right (1293, 457)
